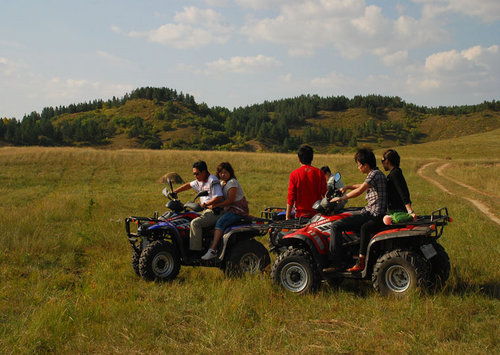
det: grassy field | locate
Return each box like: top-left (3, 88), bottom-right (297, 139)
top-left (1, 130), bottom-right (499, 353)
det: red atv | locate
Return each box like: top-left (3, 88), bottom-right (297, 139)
top-left (267, 174), bottom-right (451, 297)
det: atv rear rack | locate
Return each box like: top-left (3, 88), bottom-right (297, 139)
top-left (382, 206), bottom-right (451, 238)
top-left (261, 207), bottom-right (287, 220)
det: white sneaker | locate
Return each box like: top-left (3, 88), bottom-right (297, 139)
top-left (201, 248), bottom-right (217, 260)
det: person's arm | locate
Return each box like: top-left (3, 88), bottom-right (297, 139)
top-left (405, 203), bottom-right (417, 221)
top-left (392, 170), bottom-right (412, 206)
top-left (286, 203), bottom-right (294, 220)
top-left (339, 183), bottom-right (362, 195)
top-left (203, 195), bottom-right (224, 209)
top-left (173, 182), bottom-right (192, 194)
top-left (212, 187), bottom-right (237, 208)
top-left (203, 178), bottom-right (224, 209)
top-left (331, 182), bottom-right (369, 203)
top-left (391, 170), bottom-right (416, 220)
top-left (286, 173), bottom-right (296, 220)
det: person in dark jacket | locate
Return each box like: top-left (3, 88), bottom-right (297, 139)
top-left (382, 149), bottom-right (416, 221)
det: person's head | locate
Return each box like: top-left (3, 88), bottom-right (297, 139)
top-left (216, 162), bottom-right (236, 182)
top-left (382, 149), bottom-right (400, 171)
top-left (298, 145), bottom-right (314, 165)
top-left (192, 160), bottom-right (209, 181)
top-left (354, 148), bottom-right (376, 173)
top-left (320, 166), bottom-right (331, 179)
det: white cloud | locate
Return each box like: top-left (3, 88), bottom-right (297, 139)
top-left (382, 50), bottom-right (409, 66)
top-left (351, 5), bottom-right (387, 36)
top-left (45, 77), bottom-right (132, 102)
top-left (0, 56), bottom-right (133, 118)
top-left (235, 0), bottom-right (296, 10)
top-left (310, 71), bottom-right (354, 89)
top-left (242, 0), bottom-right (446, 59)
top-left (407, 45), bottom-right (500, 98)
top-left (205, 54), bottom-right (281, 74)
top-left (414, 0), bottom-right (500, 23)
top-left (97, 50), bottom-right (130, 66)
top-left (129, 6), bottom-right (233, 49)
top-left (205, 0), bottom-right (229, 7)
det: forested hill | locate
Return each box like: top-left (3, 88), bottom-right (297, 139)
top-left (1, 87), bottom-right (499, 152)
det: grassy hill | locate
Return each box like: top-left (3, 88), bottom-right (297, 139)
top-left (2, 89), bottom-right (499, 152)
top-left (0, 130), bottom-right (499, 353)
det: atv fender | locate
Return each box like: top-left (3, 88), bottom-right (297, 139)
top-left (362, 226), bottom-right (432, 278)
top-left (147, 223), bottom-right (188, 260)
top-left (219, 226), bottom-right (263, 260)
top-left (281, 233), bottom-right (328, 267)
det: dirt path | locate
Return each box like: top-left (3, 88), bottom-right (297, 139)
top-left (417, 162), bottom-right (500, 226)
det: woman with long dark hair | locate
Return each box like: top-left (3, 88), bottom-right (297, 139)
top-left (201, 162), bottom-right (249, 260)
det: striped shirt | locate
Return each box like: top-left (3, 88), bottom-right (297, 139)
top-left (362, 168), bottom-right (387, 217)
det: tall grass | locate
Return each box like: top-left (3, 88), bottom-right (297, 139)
top-left (0, 132), bottom-right (499, 353)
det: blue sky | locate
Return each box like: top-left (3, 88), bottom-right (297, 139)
top-left (1, 0), bottom-right (499, 119)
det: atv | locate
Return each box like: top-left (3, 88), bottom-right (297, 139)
top-left (125, 179), bottom-right (271, 281)
top-left (267, 173), bottom-right (452, 297)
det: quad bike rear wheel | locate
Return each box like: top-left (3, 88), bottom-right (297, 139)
top-left (271, 248), bottom-right (320, 294)
top-left (427, 242), bottom-right (450, 291)
top-left (225, 239), bottom-right (270, 276)
top-left (139, 241), bottom-right (181, 281)
top-left (372, 249), bottom-right (429, 297)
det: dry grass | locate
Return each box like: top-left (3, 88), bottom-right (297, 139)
top-left (0, 131), bottom-right (499, 353)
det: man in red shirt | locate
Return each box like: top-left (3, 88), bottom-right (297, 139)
top-left (286, 145), bottom-right (327, 219)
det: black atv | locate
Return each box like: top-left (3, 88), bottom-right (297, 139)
top-left (125, 179), bottom-right (271, 281)
top-left (267, 174), bottom-right (452, 297)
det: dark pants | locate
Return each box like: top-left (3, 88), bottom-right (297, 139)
top-left (330, 211), bottom-right (384, 259)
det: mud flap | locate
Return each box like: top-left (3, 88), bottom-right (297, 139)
top-left (420, 243), bottom-right (437, 259)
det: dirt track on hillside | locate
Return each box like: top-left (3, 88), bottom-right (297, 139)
top-left (417, 162), bottom-right (500, 226)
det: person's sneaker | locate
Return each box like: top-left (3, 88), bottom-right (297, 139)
top-left (201, 248), bottom-right (217, 260)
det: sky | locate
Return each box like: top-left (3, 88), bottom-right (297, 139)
top-left (1, 0), bottom-right (499, 120)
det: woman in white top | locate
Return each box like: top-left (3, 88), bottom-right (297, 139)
top-left (201, 162), bottom-right (249, 260)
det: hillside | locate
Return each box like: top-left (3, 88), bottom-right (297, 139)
top-left (1, 87), bottom-right (499, 152)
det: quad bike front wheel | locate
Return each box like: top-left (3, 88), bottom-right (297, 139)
top-left (271, 248), bottom-right (320, 294)
top-left (139, 241), bottom-right (181, 281)
top-left (372, 249), bottom-right (430, 297)
top-left (131, 250), bottom-right (141, 276)
top-left (225, 239), bottom-right (270, 276)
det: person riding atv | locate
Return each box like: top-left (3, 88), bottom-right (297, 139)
top-left (326, 148), bottom-right (387, 273)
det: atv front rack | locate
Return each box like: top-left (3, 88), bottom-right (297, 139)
top-left (269, 217), bottom-right (310, 231)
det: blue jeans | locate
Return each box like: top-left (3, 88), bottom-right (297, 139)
top-left (215, 212), bottom-right (244, 231)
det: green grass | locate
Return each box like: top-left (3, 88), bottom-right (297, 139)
top-left (0, 132), bottom-right (499, 353)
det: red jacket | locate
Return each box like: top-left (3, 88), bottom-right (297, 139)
top-left (287, 165), bottom-right (327, 218)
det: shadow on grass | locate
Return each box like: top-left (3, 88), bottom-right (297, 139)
top-left (443, 277), bottom-right (500, 300)
top-left (320, 278), bottom-right (500, 300)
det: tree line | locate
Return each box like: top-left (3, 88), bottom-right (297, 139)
top-left (1, 87), bottom-right (498, 150)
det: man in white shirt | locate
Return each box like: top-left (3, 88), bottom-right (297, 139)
top-left (173, 161), bottom-right (224, 251)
